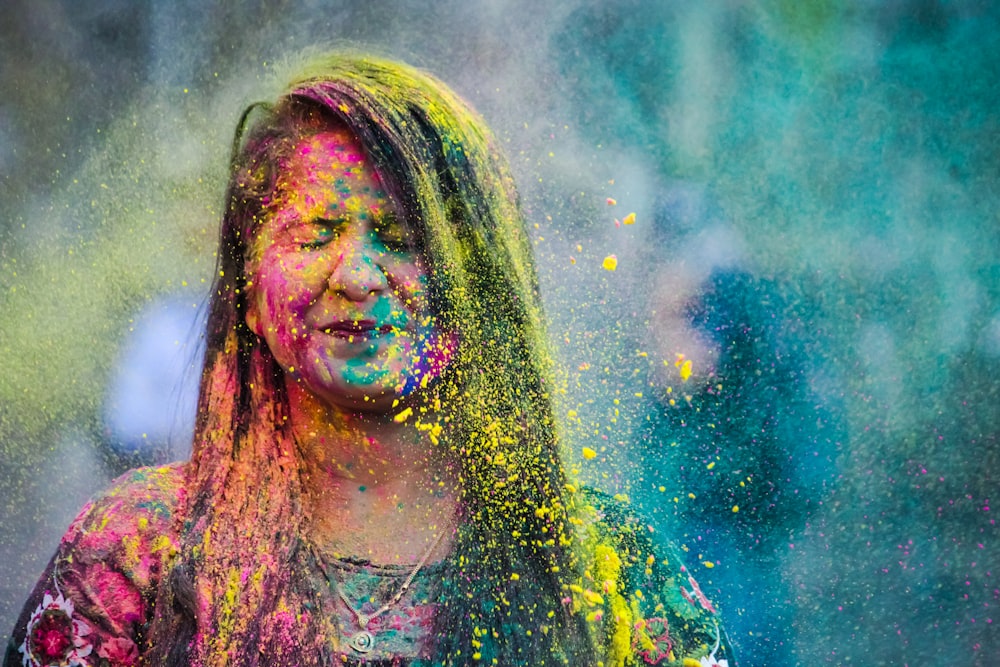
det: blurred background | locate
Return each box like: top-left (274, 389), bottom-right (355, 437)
top-left (1, 1), bottom-right (997, 664)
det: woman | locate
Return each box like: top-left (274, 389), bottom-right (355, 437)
top-left (6, 54), bottom-right (733, 667)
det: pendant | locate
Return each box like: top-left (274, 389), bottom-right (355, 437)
top-left (347, 630), bottom-right (375, 653)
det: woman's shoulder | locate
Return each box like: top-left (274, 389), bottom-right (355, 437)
top-left (573, 487), bottom-right (664, 568)
top-left (571, 487), bottom-right (735, 666)
top-left (61, 462), bottom-right (186, 586)
top-left (3, 465), bottom-right (187, 667)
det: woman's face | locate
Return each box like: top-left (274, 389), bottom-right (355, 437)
top-left (246, 128), bottom-right (449, 412)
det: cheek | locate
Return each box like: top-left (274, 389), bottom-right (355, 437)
top-left (258, 253), bottom-right (328, 309)
top-left (390, 265), bottom-right (430, 307)
top-left (250, 278), bottom-right (309, 340)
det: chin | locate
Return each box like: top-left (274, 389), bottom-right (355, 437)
top-left (344, 394), bottom-right (400, 414)
top-left (321, 383), bottom-right (405, 414)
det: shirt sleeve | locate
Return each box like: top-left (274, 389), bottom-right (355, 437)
top-left (3, 466), bottom-right (182, 667)
top-left (574, 489), bottom-right (737, 667)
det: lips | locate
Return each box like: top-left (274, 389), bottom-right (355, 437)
top-left (321, 319), bottom-right (396, 340)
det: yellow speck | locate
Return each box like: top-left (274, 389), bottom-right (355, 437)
top-left (703, 561), bottom-right (715, 568)
top-left (732, 505), bottom-right (740, 513)
top-left (706, 461), bottom-right (715, 470)
top-left (623, 212), bottom-right (636, 225)
top-left (602, 255), bottom-right (618, 271)
top-left (393, 407), bottom-right (413, 423)
top-left (511, 573), bottom-right (520, 580)
top-left (582, 447), bottom-right (597, 460)
top-left (606, 197), bottom-right (617, 206)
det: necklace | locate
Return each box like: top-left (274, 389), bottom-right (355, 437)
top-left (315, 531), bottom-right (446, 654)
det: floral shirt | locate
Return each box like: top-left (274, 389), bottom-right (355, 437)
top-left (307, 554), bottom-right (444, 663)
top-left (4, 465), bottom-right (184, 667)
top-left (4, 467), bottom-right (735, 667)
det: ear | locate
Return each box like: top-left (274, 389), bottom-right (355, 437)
top-left (245, 302), bottom-right (261, 336)
top-left (242, 250), bottom-right (265, 336)
top-left (244, 283), bottom-right (265, 337)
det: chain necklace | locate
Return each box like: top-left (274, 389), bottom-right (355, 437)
top-left (314, 531), bottom-right (446, 654)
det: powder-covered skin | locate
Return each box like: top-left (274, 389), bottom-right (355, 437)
top-left (245, 130), bottom-right (445, 411)
top-left (5, 468), bottom-right (732, 666)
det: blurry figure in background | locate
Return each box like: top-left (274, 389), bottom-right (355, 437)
top-left (6, 55), bottom-right (735, 667)
top-left (634, 184), bottom-right (842, 666)
top-left (102, 295), bottom-right (205, 470)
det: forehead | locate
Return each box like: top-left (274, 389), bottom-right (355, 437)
top-left (278, 129), bottom-right (375, 185)
top-left (265, 130), bottom-right (393, 224)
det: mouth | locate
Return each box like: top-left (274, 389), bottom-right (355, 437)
top-left (321, 320), bottom-right (397, 341)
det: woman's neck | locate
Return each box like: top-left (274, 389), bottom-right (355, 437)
top-left (287, 381), bottom-right (457, 564)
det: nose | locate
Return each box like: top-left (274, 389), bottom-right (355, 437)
top-left (327, 235), bottom-right (389, 301)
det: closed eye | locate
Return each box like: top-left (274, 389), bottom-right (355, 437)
top-left (299, 218), bottom-right (346, 250)
top-left (372, 212), bottom-right (413, 253)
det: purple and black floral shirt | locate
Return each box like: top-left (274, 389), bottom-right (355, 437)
top-left (4, 466), bottom-right (735, 666)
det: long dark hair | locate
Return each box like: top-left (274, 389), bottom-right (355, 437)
top-left (144, 53), bottom-right (594, 666)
